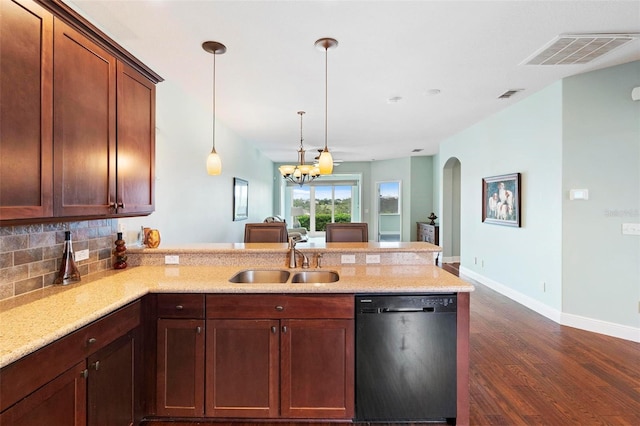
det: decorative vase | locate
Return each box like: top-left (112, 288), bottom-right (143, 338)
top-left (147, 229), bottom-right (161, 248)
top-left (428, 212), bottom-right (438, 226)
top-left (113, 232), bottom-right (128, 269)
top-left (54, 231), bottom-right (81, 285)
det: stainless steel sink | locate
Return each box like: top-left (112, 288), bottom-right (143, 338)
top-left (229, 269), bottom-right (290, 283)
top-left (291, 270), bottom-right (340, 284)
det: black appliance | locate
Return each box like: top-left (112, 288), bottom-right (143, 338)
top-left (355, 294), bottom-right (457, 423)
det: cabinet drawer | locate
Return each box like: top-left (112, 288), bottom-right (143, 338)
top-left (0, 300), bottom-right (140, 413)
top-left (157, 294), bottom-right (205, 318)
top-left (207, 294), bottom-right (354, 319)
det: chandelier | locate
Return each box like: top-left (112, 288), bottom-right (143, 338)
top-left (279, 111), bottom-right (320, 186)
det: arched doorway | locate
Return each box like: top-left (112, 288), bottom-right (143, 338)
top-left (442, 157), bottom-right (461, 264)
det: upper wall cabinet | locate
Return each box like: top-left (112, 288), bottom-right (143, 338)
top-left (0, 0), bottom-right (161, 223)
top-left (0, 0), bottom-right (54, 220)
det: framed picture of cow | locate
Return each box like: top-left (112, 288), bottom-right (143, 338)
top-left (482, 173), bottom-right (521, 227)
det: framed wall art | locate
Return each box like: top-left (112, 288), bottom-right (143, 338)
top-left (233, 177), bottom-right (248, 221)
top-left (482, 172), bottom-right (521, 227)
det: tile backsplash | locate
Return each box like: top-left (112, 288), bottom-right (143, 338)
top-left (0, 220), bottom-right (117, 301)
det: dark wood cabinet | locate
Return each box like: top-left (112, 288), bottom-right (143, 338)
top-left (0, 0), bottom-right (159, 224)
top-left (0, 0), bottom-right (54, 221)
top-left (87, 331), bottom-right (138, 426)
top-left (417, 222), bottom-right (439, 245)
top-left (53, 17), bottom-right (117, 218)
top-left (0, 361), bottom-right (86, 426)
top-left (156, 295), bottom-right (205, 417)
top-left (116, 62), bottom-right (156, 215)
top-left (0, 301), bottom-right (141, 425)
top-left (280, 318), bottom-right (354, 419)
top-left (205, 294), bottom-right (354, 420)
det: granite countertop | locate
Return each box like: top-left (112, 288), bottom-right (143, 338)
top-left (0, 242), bottom-right (473, 368)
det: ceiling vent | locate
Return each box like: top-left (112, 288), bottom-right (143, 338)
top-left (498, 89), bottom-right (523, 99)
top-left (524, 33), bottom-right (640, 65)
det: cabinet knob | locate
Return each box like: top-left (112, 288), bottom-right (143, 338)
top-left (87, 337), bottom-right (97, 345)
top-left (81, 369), bottom-right (89, 379)
top-left (91, 361), bottom-right (100, 371)
top-left (282, 325), bottom-right (288, 334)
top-left (196, 326), bottom-right (202, 334)
top-left (117, 202), bottom-right (125, 209)
top-left (275, 305), bottom-right (284, 311)
top-left (271, 326), bottom-right (277, 334)
top-left (175, 305), bottom-right (184, 310)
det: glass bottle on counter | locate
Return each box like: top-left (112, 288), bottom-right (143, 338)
top-left (54, 231), bottom-right (81, 285)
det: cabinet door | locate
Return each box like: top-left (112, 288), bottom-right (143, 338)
top-left (0, 361), bottom-right (86, 426)
top-left (156, 319), bottom-right (205, 417)
top-left (205, 319), bottom-right (279, 418)
top-left (116, 62), bottom-right (155, 215)
top-left (53, 18), bottom-right (117, 217)
top-left (0, 0), bottom-right (53, 221)
top-left (87, 331), bottom-right (136, 426)
top-left (280, 319), bottom-right (354, 419)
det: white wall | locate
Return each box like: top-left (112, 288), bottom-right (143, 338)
top-left (120, 80), bottom-right (275, 244)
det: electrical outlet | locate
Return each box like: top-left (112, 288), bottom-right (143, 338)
top-left (75, 249), bottom-right (89, 261)
top-left (117, 223), bottom-right (126, 233)
top-left (366, 254), bottom-right (380, 264)
top-left (341, 254), bottom-right (356, 264)
top-left (540, 281), bottom-right (546, 293)
top-left (164, 255), bottom-right (180, 265)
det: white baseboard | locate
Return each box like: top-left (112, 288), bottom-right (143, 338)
top-left (459, 266), bottom-right (640, 343)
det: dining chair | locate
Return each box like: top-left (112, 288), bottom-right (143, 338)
top-left (325, 222), bottom-right (369, 242)
top-left (244, 222), bottom-right (289, 243)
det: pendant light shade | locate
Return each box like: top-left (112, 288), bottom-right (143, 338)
top-left (203, 41), bottom-right (226, 175)
top-left (315, 37), bottom-right (338, 175)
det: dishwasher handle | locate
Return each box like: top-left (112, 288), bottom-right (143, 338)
top-left (381, 307), bottom-right (436, 313)
top-left (357, 307), bottom-right (436, 314)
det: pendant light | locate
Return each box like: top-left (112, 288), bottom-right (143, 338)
top-left (202, 41), bottom-right (226, 175)
top-left (315, 37), bottom-right (338, 175)
top-left (279, 111), bottom-right (320, 186)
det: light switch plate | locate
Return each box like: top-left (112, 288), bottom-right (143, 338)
top-left (165, 255), bottom-right (180, 265)
top-left (622, 223), bottom-right (640, 235)
top-left (75, 249), bottom-right (89, 261)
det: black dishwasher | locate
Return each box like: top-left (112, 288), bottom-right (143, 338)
top-left (355, 294), bottom-right (457, 423)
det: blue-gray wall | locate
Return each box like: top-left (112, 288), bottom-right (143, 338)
top-left (437, 61), bottom-right (639, 340)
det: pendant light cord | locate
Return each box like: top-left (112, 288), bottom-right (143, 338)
top-left (212, 52), bottom-right (216, 152)
top-left (324, 45), bottom-right (328, 152)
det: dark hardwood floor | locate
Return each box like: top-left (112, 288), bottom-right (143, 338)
top-left (142, 262), bottom-right (640, 425)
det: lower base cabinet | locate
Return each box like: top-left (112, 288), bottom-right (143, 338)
top-left (0, 301), bottom-right (141, 426)
top-left (155, 294), bottom-right (206, 417)
top-left (205, 294), bottom-right (354, 420)
top-left (0, 361), bottom-right (87, 426)
top-left (87, 331), bottom-right (138, 426)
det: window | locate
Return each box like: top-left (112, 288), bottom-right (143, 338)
top-left (283, 174), bottom-right (361, 235)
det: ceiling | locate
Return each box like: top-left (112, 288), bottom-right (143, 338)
top-left (66, 0), bottom-right (640, 163)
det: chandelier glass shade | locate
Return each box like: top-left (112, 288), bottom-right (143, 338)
top-left (279, 111), bottom-right (320, 186)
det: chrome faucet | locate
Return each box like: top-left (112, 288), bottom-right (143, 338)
top-left (288, 237), bottom-right (309, 269)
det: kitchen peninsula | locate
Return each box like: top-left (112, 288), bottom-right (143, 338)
top-left (0, 242), bottom-right (473, 425)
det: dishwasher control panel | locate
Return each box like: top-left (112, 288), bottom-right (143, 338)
top-left (356, 294), bottom-right (457, 313)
